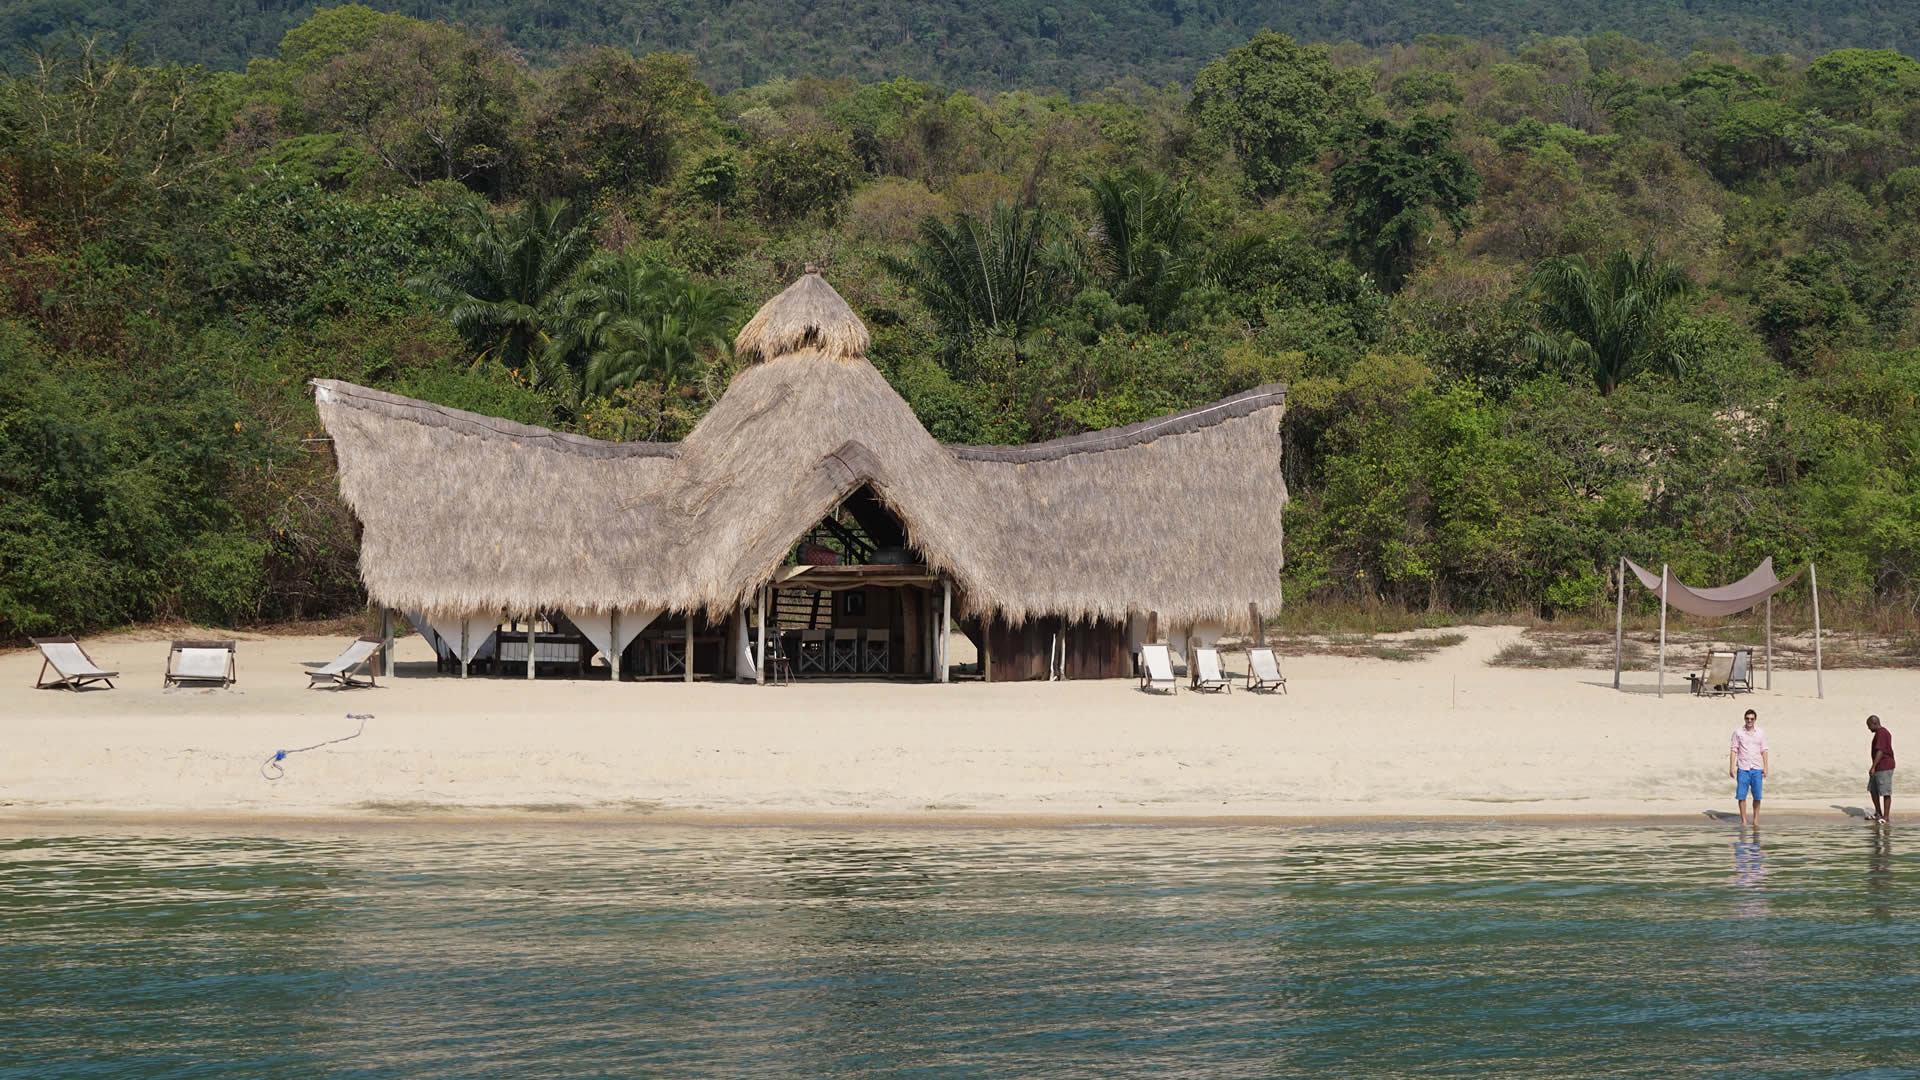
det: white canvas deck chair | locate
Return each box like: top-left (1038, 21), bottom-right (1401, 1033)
top-left (307, 637), bottom-right (383, 689)
top-left (1689, 650), bottom-right (1736, 697)
top-left (165, 639), bottom-right (237, 689)
top-left (1244, 647), bottom-right (1288, 694)
top-left (1138, 643), bottom-right (1177, 694)
top-left (31, 636), bottom-right (117, 691)
top-left (1727, 648), bottom-right (1755, 694)
top-left (1191, 646), bottom-right (1232, 693)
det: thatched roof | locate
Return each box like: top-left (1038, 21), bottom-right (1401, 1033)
top-left (314, 272), bottom-right (1286, 627)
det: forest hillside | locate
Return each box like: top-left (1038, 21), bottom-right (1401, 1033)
top-left (3, 9), bottom-right (1918, 638)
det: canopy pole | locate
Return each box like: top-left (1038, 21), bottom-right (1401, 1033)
top-left (611, 608), bottom-right (622, 682)
top-left (756, 587), bottom-right (767, 686)
top-left (527, 615), bottom-right (537, 681)
top-left (460, 618), bottom-right (470, 680)
top-left (940, 578), bottom-right (951, 684)
top-left (1763, 597), bottom-right (1771, 691)
top-left (684, 611), bottom-right (694, 684)
top-left (380, 608), bottom-right (395, 678)
top-left (1656, 564), bottom-right (1669, 698)
top-left (1810, 563), bottom-right (1823, 699)
top-left (1612, 556), bottom-right (1625, 690)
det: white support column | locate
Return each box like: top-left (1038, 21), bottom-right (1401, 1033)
top-left (939, 578), bottom-right (952, 684)
top-left (1763, 596), bottom-right (1771, 691)
top-left (611, 608), bottom-right (622, 682)
top-left (526, 615), bottom-right (537, 681)
top-left (756, 587), bottom-right (768, 686)
top-left (380, 607), bottom-right (395, 678)
top-left (685, 611), bottom-right (694, 684)
top-left (1810, 563), bottom-right (1824, 700)
top-left (1612, 556), bottom-right (1625, 691)
top-left (1656, 564), bottom-right (1669, 698)
top-left (459, 618), bottom-right (470, 680)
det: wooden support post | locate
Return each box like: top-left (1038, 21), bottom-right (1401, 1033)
top-left (1612, 556), bottom-right (1625, 691)
top-left (1656, 564), bottom-right (1668, 698)
top-left (611, 608), bottom-right (622, 683)
top-left (1147, 612), bottom-right (1159, 645)
top-left (1249, 602), bottom-right (1265, 647)
top-left (1810, 563), bottom-right (1823, 700)
top-left (684, 611), bottom-right (694, 683)
top-left (983, 617), bottom-right (993, 683)
top-left (756, 587), bottom-right (768, 686)
top-left (1763, 596), bottom-right (1771, 691)
top-left (380, 607), bottom-right (395, 678)
top-left (527, 615), bottom-right (537, 681)
top-left (460, 618), bottom-right (470, 680)
top-left (939, 578), bottom-right (951, 683)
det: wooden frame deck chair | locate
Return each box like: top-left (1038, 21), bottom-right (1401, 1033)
top-left (830, 628), bottom-right (861, 674)
top-left (1726, 648), bottom-right (1756, 694)
top-left (30, 636), bottom-right (118, 691)
top-left (1138, 644), bottom-right (1177, 695)
top-left (1191, 646), bottom-right (1232, 693)
top-left (1244, 647), bottom-right (1288, 694)
top-left (1688, 650), bottom-right (1736, 697)
top-left (306, 637), bottom-right (383, 689)
top-left (165, 640), bottom-right (237, 689)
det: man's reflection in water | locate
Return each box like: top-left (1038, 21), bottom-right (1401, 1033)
top-left (1733, 833), bottom-right (1769, 923)
top-left (1867, 827), bottom-right (1893, 923)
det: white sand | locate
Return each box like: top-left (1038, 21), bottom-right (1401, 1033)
top-left (1, 626), bottom-right (1907, 824)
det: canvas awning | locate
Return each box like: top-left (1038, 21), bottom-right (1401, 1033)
top-left (1614, 557), bottom-right (1823, 699)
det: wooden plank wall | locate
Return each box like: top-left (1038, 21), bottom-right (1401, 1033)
top-left (984, 616), bottom-right (1132, 681)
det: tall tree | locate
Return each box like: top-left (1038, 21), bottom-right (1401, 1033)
top-left (544, 250), bottom-right (738, 399)
top-left (1188, 30), bottom-right (1368, 197)
top-left (1330, 114), bottom-right (1480, 293)
top-left (1084, 168), bottom-right (1194, 330)
top-left (880, 203), bottom-right (1065, 367)
top-left (410, 198), bottom-right (592, 387)
top-left (1524, 248), bottom-right (1695, 395)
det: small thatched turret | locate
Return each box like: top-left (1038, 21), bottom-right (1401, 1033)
top-left (732, 265), bottom-right (870, 365)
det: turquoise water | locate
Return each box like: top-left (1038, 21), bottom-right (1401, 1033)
top-left (1, 823), bottom-right (1914, 1078)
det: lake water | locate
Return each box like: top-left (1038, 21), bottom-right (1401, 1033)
top-left (2, 823), bottom-right (1914, 1078)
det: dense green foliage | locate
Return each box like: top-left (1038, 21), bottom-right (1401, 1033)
top-left (4, 1), bottom-right (1917, 87)
top-left (4, 12), bottom-right (1920, 639)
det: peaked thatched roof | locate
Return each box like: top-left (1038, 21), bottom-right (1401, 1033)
top-left (732, 266), bottom-right (870, 365)
top-left (314, 272), bottom-right (1286, 627)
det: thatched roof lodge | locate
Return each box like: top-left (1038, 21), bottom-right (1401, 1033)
top-left (313, 270), bottom-right (1287, 682)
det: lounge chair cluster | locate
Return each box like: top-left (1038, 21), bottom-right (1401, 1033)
top-left (29, 637), bottom-right (387, 691)
top-left (1138, 644), bottom-right (1288, 695)
top-left (1688, 648), bottom-right (1756, 697)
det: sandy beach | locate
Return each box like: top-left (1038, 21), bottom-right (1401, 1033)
top-left (2, 625), bottom-right (1907, 824)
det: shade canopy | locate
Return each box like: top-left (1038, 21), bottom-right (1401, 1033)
top-left (1623, 557), bottom-right (1806, 617)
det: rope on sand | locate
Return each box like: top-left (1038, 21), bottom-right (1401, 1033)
top-left (261, 715), bottom-right (372, 780)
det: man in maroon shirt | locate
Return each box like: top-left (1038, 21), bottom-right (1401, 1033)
top-left (1866, 715), bottom-right (1895, 824)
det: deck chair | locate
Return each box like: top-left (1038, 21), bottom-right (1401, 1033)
top-left (306, 637), bottom-right (383, 689)
top-left (796, 629), bottom-right (827, 674)
top-left (756, 632), bottom-right (793, 685)
top-left (830, 628), bottom-right (860, 674)
top-left (30, 636), bottom-right (118, 691)
top-left (1191, 647), bottom-right (1232, 693)
top-left (1727, 648), bottom-right (1755, 694)
top-left (165, 640), bottom-right (237, 689)
top-left (1244, 647), bottom-right (1288, 694)
top-left (1688, 650), bottom-right (1736, 697)
top-left (863, 628), bottom-right (890, 674)
top-left (1138, 643), bottom-right (1177, 694)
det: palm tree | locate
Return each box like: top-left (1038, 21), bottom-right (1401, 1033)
top-left (410, 198), bottom-right (594, 389)
top-left (1525, 248), bottom-right (1695, 395)
top-left (879, 202), bottom-right (1065, 366)
top-left (544, 250), bottom-right (738, 400)
top-left (1085, 168), bottom-right (1194, 328)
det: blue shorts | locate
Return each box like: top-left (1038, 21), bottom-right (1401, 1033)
top-left (1736, 769), bottom-right (1764, 802)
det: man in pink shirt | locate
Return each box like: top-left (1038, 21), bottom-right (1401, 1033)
top-left (1728, 708), bottom-right (1769, 827)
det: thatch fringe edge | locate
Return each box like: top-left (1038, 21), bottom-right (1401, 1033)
top-left (950, 383), bottom-right (1287, 463)
top-left (311, 379), bottom-right (679, 460)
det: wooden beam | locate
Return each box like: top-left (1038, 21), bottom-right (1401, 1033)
top-left (611, 607), bottom-right (622, 682)
top-left (527, 614), bottom-right (536, 681)
top-left (684, 611), bottom-right (694, 683)
top-left (939, 578), bottom-right (951, 683)
top-left (983, 616), bottom-right (993, 684)
top-left (1763, 596), bottom-right (1771, 691)
top-left (1612, 556), bottom-right (1625, 691)
top-left (459, 618), bottom-right (469, 680)
top-left (1656, 564), bottom-right (1668, 698)
top-left (379, 607), bottom-right (395, 678)
top-left (756, 587), bottom-right (767, 686)
top-left (1811, 562), bottom-right (1823, 700)
top-left (1249, 602), bottom-right (1265, 647)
